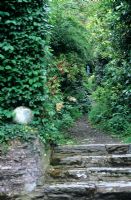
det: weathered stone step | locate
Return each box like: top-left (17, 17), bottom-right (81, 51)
top-left (48, 167), bottom-right (131, 182)
top-left (37, 143), bottom-right (131, 200)
top-left (53, 144), bottom-right (131, 156)
top-left (42, 181), bottom-right (131, 200)
top-left (51, 154), bottom-right (131, 167)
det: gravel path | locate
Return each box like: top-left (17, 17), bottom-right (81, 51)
top-left (68, 116), bottom-right (121, 144)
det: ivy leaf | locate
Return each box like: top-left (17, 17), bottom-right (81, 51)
top-left (0, 11), bottom-right (10, 17)
top-left (29, 79), bottom-right (34, 84)
top-left (5, 20), bottom-right (17, 25)
top-left (2, 44), bottom-right (14, 52)
top-left (0, 54), bottom-right (4, 59)
top-left (5, 65), bottom-right (12, 70)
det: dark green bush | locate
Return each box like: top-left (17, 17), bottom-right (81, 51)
top-left (0, 0), bottom-right (51, 123)
top-left (88, 0), bottom-right (131, 138)
top-left (0, 124), bottom-right (36, 143)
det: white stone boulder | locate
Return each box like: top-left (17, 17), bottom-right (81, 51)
top-left (13, 106), bottom-right (33, 124)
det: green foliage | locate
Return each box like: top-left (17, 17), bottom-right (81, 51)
top-left (88, 0), bottom-right (131, 138)
top-left (49, 0), bottom-right (91, 114)
top-left (1, 0), bottom-right (130, 145)
top-left (123, 124), bottom-right (131, 143)
top-left (0, 124), bottom-right (36, 143)
top-left (0, 0), bottom-right (70, 145)
top-left (0, 0), bottom-right (51, 123)
top-left (50, 0), bottom-right (92, 63)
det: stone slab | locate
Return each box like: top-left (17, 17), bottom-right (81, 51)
top-left (51, 154), bottom-right (131, 167)
top-left (43, 181), bottom-right (131, 200)
top-left (54, 144), bottom-right (131, 157)
top-left (48, 167), bottom-right (131, 182)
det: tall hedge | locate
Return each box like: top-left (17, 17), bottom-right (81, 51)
top-left (0, 0), bottom-right (51, 122)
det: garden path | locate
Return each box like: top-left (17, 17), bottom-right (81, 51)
top-left (68, 115), bottom-right (121, 144)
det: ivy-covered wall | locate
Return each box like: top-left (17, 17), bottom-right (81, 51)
top-left (0, 0), bottom-right (51, 122)
top-left (0, 0), bottom-right (87, 145)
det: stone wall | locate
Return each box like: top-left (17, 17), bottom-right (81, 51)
top-left (0, 138), bottom-right (50, 199)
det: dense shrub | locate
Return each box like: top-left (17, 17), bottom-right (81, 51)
top-left (88, 0), bottom-right (131, 140)
top-left (0, 0), bottom-right (51, 123)
top-left (0, 124), bottom-right (36, 143)
top-left (49, 0), bottom-right (91, 113)
top-left (0, 0), bottom-right (67, 145)
top-left (50, 0), bottom-right (92, 62)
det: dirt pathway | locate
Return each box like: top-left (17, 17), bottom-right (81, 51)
top-left (68, 116), bottom-right (121, 144)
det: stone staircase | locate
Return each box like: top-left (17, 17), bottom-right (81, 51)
top-left (40, 144), bottom-right (131, 200)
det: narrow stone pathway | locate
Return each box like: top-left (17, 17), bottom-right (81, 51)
top-left (29, 117), bottom-right (131, 200)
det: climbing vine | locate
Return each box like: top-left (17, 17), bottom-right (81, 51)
top-left (0, 0), bottom-right (51, 123)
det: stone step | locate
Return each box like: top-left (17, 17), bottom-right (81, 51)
top-left (42, 181), bottom-right (131, 200)
top-left (48, 167), bottom-right (131, 182)
top-left (51, 154), bottom-right (131, 167)
top-left (39, 143), bottom-right (131, 200)
top-left (53, 144), bottom-right (131, 156)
